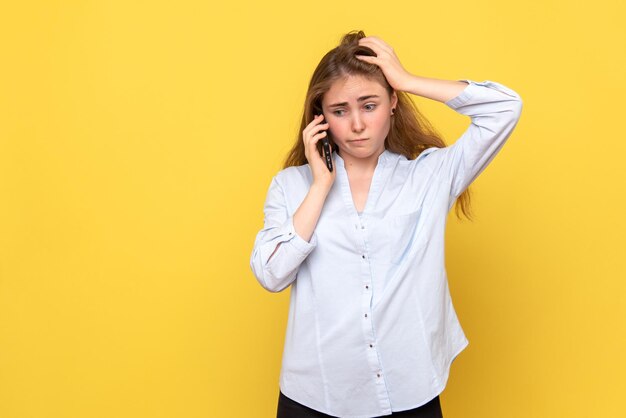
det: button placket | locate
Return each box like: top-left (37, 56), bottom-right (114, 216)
top-left (360, 221), bottom-right (370, 319)
top-left (350, 165), bottom-right (392, 413)
top-left (358, 219), bottom-right (387, 404)
top-left (361, 242), bottom-right (369, 319)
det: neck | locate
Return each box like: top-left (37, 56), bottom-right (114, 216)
top-left (339, 147), bottom-right (385, 177)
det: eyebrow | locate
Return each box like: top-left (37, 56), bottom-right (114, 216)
top-left (328, 95), bottom-right (380, 108)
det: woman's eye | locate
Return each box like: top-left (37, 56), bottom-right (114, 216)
top-left (333, 105), bottom-right (375, 116)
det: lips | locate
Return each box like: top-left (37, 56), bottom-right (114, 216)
top-left (349, 138), bottom-right (368, 142)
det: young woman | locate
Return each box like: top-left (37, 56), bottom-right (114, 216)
top-left (250, 30), bottom-right (523, 418)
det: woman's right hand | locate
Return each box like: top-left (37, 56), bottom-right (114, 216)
top-left (302, 114), bottom-right (336, 190)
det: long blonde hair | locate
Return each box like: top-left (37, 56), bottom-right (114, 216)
top-left (283, 30), bottom-right (473, 220)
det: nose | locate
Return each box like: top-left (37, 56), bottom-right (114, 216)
top-left (351, 113), bottom-right (365, 133)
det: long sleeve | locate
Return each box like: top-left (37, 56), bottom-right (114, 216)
top-left (249, 174), bottom-right (317, 292)
top-left (257, 148), bottom-right (484, 416)
top-left (436, 79), bottom-right (523, 205)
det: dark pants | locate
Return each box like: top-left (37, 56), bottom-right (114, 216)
top-left (277, 390), bottom-right (443, 418)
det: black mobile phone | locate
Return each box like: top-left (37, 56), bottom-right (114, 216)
top-left (316, 113), bottom-right (334, 172)
top-left (321, 137), bottom-right (333, 172)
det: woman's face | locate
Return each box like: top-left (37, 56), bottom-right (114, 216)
top-left (321, 74), bottom-right (397, 162)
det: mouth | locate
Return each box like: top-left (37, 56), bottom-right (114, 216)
top-left (348, 138), bottom-right (368, 143)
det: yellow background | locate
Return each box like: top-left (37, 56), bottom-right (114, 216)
top-left (1, 1), bottom-right (625, 417)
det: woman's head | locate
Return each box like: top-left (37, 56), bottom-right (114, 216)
top-left (283, 30), bottom-right (473, 220)
top-left (320, 74), bottom-right (397, 162)
top-left (306, 31), bottom-right (396, 160)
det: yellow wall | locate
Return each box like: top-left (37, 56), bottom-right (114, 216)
top-left (1, 1), bottom-right (624, 417)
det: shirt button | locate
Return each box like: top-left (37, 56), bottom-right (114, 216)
top-left (369, 344), bottom-right (373, 348)
top-left (364, 313), bottom-right (368, 318)
top-left (377, 373), bottom-right (381, 378)
top-left (362, 255), bottom-right (365, 259)
top-left (365, 285), bottom-right (369, 289)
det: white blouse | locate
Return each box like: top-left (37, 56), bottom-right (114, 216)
top-left (250, 79), bottom-right (523, 417)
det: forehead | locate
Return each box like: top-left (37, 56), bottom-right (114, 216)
top-left (323, 75), bottom-right (386, 103)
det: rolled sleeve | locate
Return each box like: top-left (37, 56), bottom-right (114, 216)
top-left (441, 79), bottom-right (523, 203)
top-left (250, 176), bottom-right (317, 292)
top-left (282, 215), bottom-right (318, 254)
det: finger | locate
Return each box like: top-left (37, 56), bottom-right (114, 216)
top-left (357, 44), bottom-right (390, 61)
top-left (357, 39), bottom-right (379, 55)
top-left (360, 36), bottom-right (390, 49)
top-left (355, 54), bottom-right (376, 63)
top-left (309, 130), bottom-right (328, 146)
top-left (303, 117), bottom-right (327, 137)
top-left (306, 114), bottom-right (322, 129)
top-left (307, 114), bottom-right (323, 126)
top-left (304, 127), bottom-right (329, 146)
top-left (306, 133), bottom-right (328, 162)
top-left (311, 114), bottom-right (326, 126)
top-left (359, 37), bottom-right (393, 54)
top-left (306, 122), bottom-right (329, 138)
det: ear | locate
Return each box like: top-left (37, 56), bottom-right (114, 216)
top-left (390, 91), bottom-right (398, 109)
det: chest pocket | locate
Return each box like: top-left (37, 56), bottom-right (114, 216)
top-left (386, 209), bottom-right (427, 265)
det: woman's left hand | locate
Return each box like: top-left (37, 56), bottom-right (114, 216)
top-left (355, 36), bottom-right (414, 92)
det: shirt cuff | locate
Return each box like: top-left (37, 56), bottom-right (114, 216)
top-left (283, 215), bottom-right (318, 255)
top-left (444, 79), bottom-right (476, 109)
top-left (445, 79), bottom-right (521, 110)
